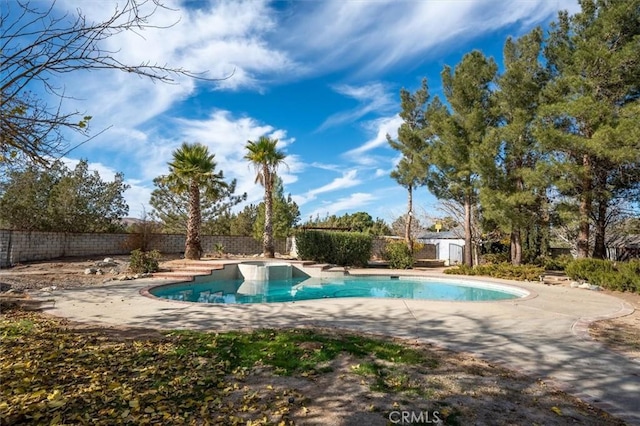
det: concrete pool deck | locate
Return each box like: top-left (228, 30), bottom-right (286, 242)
top-left (35, 265), bottom-right (640, 425)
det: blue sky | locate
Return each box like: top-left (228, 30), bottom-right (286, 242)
top-left (39, 0), bottom-right (580, 223)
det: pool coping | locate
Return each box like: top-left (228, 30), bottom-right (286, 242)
top-left (139, 269), bottom-right (537, 305)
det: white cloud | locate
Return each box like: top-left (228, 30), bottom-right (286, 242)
top-left (307, 193), bottom-right (377, 218)
top-left (342, 115), bottom-right (403, 165)
top-left (375, 169), bottom-right (389, 178)
top-left (281, 0), bottom-right (579, 77)
top-left (175, 110), bottom-right (300, 204)
top-left (317, 83), bottom-right (395, 131)
top-left (293, 169), bottom-right (362, 206)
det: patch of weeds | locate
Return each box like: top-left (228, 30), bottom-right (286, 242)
top-left (351, 361), bottom-right (381, 377)
top-left (1, 318), bottom-right (34, 338)
top-left (166, 329), bottom-right (435, 377)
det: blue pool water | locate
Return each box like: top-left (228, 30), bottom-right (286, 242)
top-left (150, 276), bottom-right (524, 304)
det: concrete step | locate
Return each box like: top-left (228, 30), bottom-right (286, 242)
top-left (414, 259), bottom-right (446, 268)
top-left (541, 274), bottom-right (571, 285)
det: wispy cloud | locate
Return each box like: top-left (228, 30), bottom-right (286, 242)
top-left (293, 169), bottom-right (361, 206)
top-left (342, 115), bottom-right (403, 165)
top-left (280, 0), bottom-right (579, 77)
top-left (307, 193), bottom-right (377, 218)
top-left (317, 83), bottom-right (395, 131)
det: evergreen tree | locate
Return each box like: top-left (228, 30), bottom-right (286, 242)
top-left (303, 211), bottom-right (391, 235)
top-left (387, 78), bottom-right (431, 252)
top-left (0, 160), bottom-right (129, 232)
top-left (149, 176), bottom-right (245, 235)
top-left (230, 204), bottom-right (258, 236)
top-left (537, 0), bottom-right (640, 258)
top-left (427, 51), bottom-right (498, 266)
top-left (480, 28), bottom-right (549, 265)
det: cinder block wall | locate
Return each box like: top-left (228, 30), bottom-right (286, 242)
top-left (0, 230), bottom-right (286, 267)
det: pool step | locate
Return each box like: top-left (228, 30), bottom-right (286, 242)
top-left (152, 262), bottom-right (224, 281)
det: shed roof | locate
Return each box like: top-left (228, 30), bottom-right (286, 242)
top-left (418, 230), bottom-right (463, 240)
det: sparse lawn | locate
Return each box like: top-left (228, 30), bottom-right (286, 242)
top-left (1, 309), bottom-right (624, 426)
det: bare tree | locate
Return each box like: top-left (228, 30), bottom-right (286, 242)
top-left (1, 0), bottom-right (227, 170)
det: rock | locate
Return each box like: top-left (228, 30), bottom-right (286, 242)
top-left (102, 278), bottom-right (113, 284)
top-left (589, 284), bottom-right (602, 291)
top-left (84, 268), bottom-right (97, 275)
top-left (118, 275), bottom-right (133, 281)
top-left (40, 286), bottom-right (53, 292)
top-left (96, 269), bottom-right (103, 275)
top-left (570, 281), bottom-right (580, 288)
top-left (109, 268), bottom-right (119, 275)
top-left (578, 283), bottom-right (591, 289)
top-left (96, 259), bottom-right (118, 267)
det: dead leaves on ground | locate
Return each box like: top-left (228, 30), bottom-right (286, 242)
top-left (1, 310), bottom-right (299, 425)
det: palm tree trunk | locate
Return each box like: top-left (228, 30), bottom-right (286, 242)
top-left (263, 168), bottom-right (275, 258)
top-left (185, 181), bottom-right (202, 260)
top-left (405, 185), bottom-right (414, 254)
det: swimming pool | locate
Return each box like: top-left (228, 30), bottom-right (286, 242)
top-left (149, 275), bottom-right (527, 304)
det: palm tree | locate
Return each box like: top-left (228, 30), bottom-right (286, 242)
top-left (165, 142), bottom-right (227, 260)
top-left (244, 136), bottom-right (286, 258)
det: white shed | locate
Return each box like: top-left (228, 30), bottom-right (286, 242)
top-left (417, 231), bottom-right (465, 266)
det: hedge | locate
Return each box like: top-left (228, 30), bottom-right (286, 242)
top-left (295, 230), bottom-right (372, 267)
top-left (444, 263), bottom-right (544, 281)
top-left (565, 259), bottom-right (640, 293)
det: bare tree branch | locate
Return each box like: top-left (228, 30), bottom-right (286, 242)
top-left (1, 0), bottom-right (232, 171)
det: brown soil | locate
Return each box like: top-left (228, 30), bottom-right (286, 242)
top-left (586, 288), bottom-right (640, 360)
top-left (1, 258), bottom-right (638, 425)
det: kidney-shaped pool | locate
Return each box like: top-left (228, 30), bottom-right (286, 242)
top-left (148, 275), bottom-right (529, 304)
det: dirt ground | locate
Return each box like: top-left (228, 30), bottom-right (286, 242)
top-left (1, 257), bottom-right (638, 425)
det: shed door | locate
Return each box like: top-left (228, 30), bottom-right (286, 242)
top-left (449, 244), bottom-right (463, 264)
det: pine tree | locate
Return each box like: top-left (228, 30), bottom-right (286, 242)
top-left (479, 28), bottom-right (549, 265)
top-left (427, 51), bottom-right (498, 266)
top-left (387, 78), bottom-right (431, 252)
top-left (538, 0), bottom-right (640, 258)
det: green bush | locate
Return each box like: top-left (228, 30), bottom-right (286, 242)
top-left (382, 241), bottom-right (414, 269)
top-left (565, 259), bottom-right (640, 293)
top-left (538, 254), bottom-right (574, 271)
top-left (445, 262), bottom-right (544, 281)
top-left (295, 230), bottom-right (372, 267)
top-left (129, 249), bottom-right (161, 273)
top-left (481, 253), bottom-right (509, 264)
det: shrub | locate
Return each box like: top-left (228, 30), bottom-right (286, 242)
top-left (565, 259), bottom-right (640, 293)
top-left (121, 219), bottom-right (162, 252)
top-left (382, 241), bottom-right (414, 269)
top-left (538, 254), bottom-right (574, 271)
top-left (445, 262), bottom-right (544, 281)
top-left (481, 252), bottom-right (509, 264)
top-left (295, 230), bottom-right (372, 267)
top-left (129, 249), bottom-right (161, 273)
